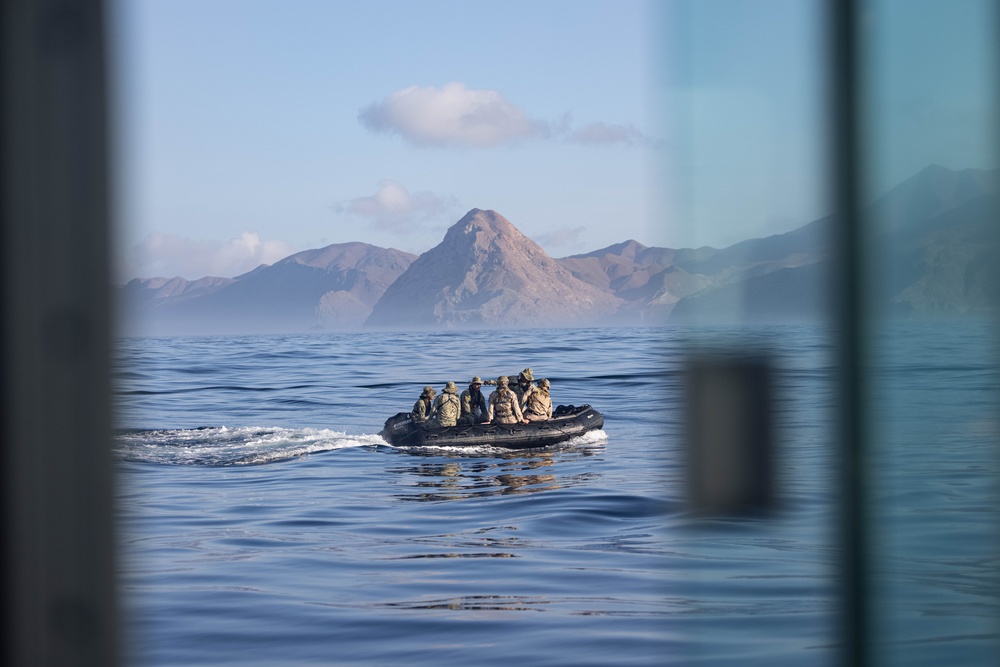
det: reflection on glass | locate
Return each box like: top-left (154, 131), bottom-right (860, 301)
top-left (863, 1), bottom-right (1000, 663)
top-left (671, 0), bottom-right (1000, 661)
top-left (667, 1), bottom-right (836, 661)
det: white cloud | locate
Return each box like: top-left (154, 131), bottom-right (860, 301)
top-left (533, 226), bottom-right (589, 254)
top-left (358, 82), bottom-right (550, 147)
top-left (124, 231), bottom-right (295, 280)
top-left (359, 82), bottom-right (658, 150)
top-left (337, 180), bottom-right (456, 232)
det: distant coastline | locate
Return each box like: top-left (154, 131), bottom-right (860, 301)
top-left (120, 165), bottom-right (998, 336)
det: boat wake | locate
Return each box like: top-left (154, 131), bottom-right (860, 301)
top-left (564, 428), bottom-right (608, 447)
top-left (115, 426), bottom-right (609, 465)
top-left (114, 426), bottom-right (384, 466)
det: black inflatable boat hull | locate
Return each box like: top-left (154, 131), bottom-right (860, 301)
top-left (380, 404), bottom-right (604, 450)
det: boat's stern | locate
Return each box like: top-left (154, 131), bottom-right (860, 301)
top-left (381, 411), bottom-right (416, 445)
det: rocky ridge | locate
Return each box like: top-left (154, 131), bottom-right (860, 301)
top-left (365, 209), bottom-right (620, 328)
top-left (122, 242), bottom-right (416, 335)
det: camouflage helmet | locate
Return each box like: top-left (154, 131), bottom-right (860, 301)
top-left (519, 368), bottom-right (534, 382)
top-left (443, 381), bottom-right (458, 394)
top-left (538, 378), bottom-right (550, 388)
top-left (421, 385), bottom-right (436, 398)
top-left (470, 376), bottom-right (483, 385)
top-left (497, 375), bottom-right (509, 387)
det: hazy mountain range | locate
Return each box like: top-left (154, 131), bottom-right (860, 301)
top-left (120, 165), bottom-right (998, 335)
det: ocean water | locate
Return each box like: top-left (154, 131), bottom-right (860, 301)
top-left (113, 324), bottom-right (999, 665)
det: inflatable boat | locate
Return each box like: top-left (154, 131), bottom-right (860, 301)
top-left (380, 404), bottom-right (604, 450)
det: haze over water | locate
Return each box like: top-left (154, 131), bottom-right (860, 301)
top-left (113, 324), bottom-right (998, 665)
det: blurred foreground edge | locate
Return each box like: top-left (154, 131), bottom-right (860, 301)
top-left (1, 0), bottom-right (118, 665)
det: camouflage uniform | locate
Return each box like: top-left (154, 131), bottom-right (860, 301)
top-left (411, 386), bottom-right (436, 422)
top-left (430, 381), bottom-right (461, 427)
top-left (459, 376), bottom-right (488, 425)
top-left (487, 376), bottom-right (526, 425)
top-left (522, 379), bottom-right (552, 422)
top-left (512, 368), bottom-right (536, 407)
top-left (486, 368), bottom-right (536, 407)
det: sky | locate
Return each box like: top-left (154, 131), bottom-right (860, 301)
top-left (110, 0), bottom-right (997, 282)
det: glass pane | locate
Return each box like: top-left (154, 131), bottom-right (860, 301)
top-left (861, 0), bottom-right (1000, 662)
top-left (663, 0), bottom-right (837, 662)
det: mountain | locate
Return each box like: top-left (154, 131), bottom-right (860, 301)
top-left (365, 209), bottom-right (621, 328)
top-left (557, 240), bottom-right (713, 323)
top-left (669, 165), bottom-right (998, 321)
top-left (867, 163), bottom-right (996, 233)
top-left (123, 275), bottom-right (236, 306)
top-left (883, 191), bottom-right (1000, 314)
top-left (120, 165), bottom-right (998, 334)
top-left (122, 242), bottom-right (416, 335)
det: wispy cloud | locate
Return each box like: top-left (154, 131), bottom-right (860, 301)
top-left (359, 83), bottom-right (549, 148)
top-left (568, 121), bottom-right (653, 147)
top-left (336, 180), bottom-right (457, 232)
top-left (124, 231), bottom-right (295, 280)
top-left (533, 225), bottom-right (588, 254)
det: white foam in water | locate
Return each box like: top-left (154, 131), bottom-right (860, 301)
top-left (565, 428), bottom-right (608, 447)
top-left (117, 426), bottom-right (609, 464)
top-left (115, 426), bottom-right (385, 466)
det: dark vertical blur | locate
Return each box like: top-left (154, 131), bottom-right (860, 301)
top-left (828, 1), bottom-right (870, 665)
top-left (0, 0), bottom-right (118, 664)
top-left (685, 353), bottom-right (775, 516)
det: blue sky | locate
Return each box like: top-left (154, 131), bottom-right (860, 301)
top-left (866, 0), bottom-right (998, 197)
top-left (111, 0), bottom-right (996, 281)
top-left (112, 0), bottom-right (659, 280)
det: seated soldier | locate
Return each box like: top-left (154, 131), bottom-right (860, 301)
top-left (429, 381), bottom-right (461, 427)
top-left (485, 368), bottom-right (536, 406)
top-left (411, 386), bottom-right (435, 423)
top-left (459, 376), bottom-right (489, 425)
top-left (522, 378), bottom-right (553, 422)
top-left (487, 376), bottom-right (528, 425)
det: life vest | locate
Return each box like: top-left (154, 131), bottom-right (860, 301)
top-left (436, 393), bottom-right (460, 426)
top-left (492, 388), bottom-right (518, 422)
top-left (524, 388), bottom-right (550, 417)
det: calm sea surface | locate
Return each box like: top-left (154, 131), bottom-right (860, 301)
top-left (113, 324), bottom-right (999, 666)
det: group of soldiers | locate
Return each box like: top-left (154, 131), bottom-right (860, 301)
top-left (411, 368), bottom-right (553, 428)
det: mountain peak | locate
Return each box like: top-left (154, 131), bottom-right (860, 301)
top-left (870, 165), bottom-right (998, 232)
top-left (916, 163), bottom-right (953, 178)
top-left (568, 239), bottom-right (649, 261)
top-left (446, 208), bottom-right (518, 240)
top-left (366, 209), bottom-right (620, 328)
